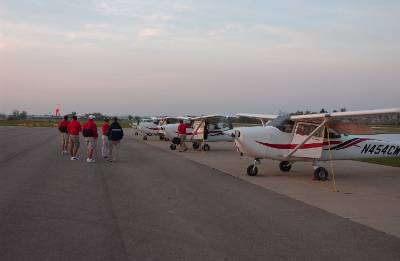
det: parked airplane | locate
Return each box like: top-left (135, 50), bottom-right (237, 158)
top-left (233, 108), bottom-right (400, 180)
top-left (134, 117), bottom-right (161, 140)
top-left (162, 115), bottom-right (235, 151)
top-left (158, 116), bottom-right (181, 141)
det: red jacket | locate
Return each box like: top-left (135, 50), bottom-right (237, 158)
top-left (102, 123), bottom-right (110, 135)
top-left (67, 120), bottom-right (82, 135)
top-left (58, 120), bottom-right (69, 132)
top-left (83, 119), bottom-right (98, 138)
top-left (177, 123), bottom-right (187, 135)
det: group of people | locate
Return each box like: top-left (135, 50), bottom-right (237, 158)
top-left (58, 115), bottom-right (124, 163)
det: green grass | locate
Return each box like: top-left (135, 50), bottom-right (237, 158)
top-left (0, 119), bottom-right (132, 128)
top-left (371, 126), bottom-right (400, 134)
top-left (0, 120), bottom-right (58, 127)
top-left (362, 158), bottom-right (400, 168)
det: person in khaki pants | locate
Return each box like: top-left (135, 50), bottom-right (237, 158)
top-left (101, 118), bottom-right (110, 158)
top-left (107, 117), bottom-right (124, 162)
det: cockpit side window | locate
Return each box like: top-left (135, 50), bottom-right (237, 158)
top-left (267, 114), bottom-right (294, 133)
top-left (324, 128), bottom-right (341, 139)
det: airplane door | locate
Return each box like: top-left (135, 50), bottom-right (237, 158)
top-left (191, 120), bottom-right (205, 140)
top-left (291, 122), bottom-right (325, 158)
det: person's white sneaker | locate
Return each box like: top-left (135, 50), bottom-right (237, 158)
top-left (86, 158), bottom-right (95, 163)
top-left (70, 157), bottom-right (75, 160)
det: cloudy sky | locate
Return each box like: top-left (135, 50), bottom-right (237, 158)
top-left (1, 0), bottom-right (399, 116)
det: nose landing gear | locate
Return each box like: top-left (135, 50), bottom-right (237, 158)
top-left (247, 159), bottom-right (261, 176)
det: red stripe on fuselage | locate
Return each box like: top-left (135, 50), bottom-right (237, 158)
top-left (256, 141), bottom-right (324, 149)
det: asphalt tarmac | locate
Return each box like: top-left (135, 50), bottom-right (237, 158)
top-left (0, 127), bottom-right (399, 261)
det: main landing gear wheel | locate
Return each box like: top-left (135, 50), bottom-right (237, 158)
top-left (202, 144), bottom-right (210, 151)
top-left (279, 161), bottom-right (292, 172)
top-left (247, 165), bottom-right (258, 176)
top-left (143, 136), bottom-right (148, 141)
top-left (159, 136), bottom-right (164, 141)
top-left (192, 142), bottom-right (200, 150)
top-left (170, 144), bottom-right (176, 150)
top-left (134, 132), bottom-right (138, 136)
top-left (314, 167), bottom-right (329, 181)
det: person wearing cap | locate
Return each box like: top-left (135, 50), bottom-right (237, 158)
top-left (82, 115), bottom-right (98, 163)
top-left (67, 115), bottom-right (82, 160)
top-left (58, 115), bottom-right (70, 155)
top-left (101, 118), bottom-right (110, 158)
top-left (107, 117), bottom-right (124, 162)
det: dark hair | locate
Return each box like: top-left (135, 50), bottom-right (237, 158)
top-left (63, 115), bottom-right (68, 120)
top-left (113, 117), bottom-right (118, 122)
top-left (72, 115), bottom-right (77, 120)
top-left (179, 119), bottom-right (183, 123)
top-left (104, 118), bottom-right (110, 122)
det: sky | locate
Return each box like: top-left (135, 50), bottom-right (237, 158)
top-left (0, 0), bottom-right (399, 116)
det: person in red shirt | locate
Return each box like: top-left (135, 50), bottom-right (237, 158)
top-left (58, 115), bottom-right (70, 155)
top-left (82, 115), bottom-right (98, 163)
top-left (177, 119), bottom-right (188, 152)
top-left (67, 115), bottom-right (82, 160)
top-left (101, 118), bottom-right (110, 158)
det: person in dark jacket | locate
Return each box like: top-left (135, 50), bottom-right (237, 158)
top-left (107, 117), bottom-right (124, 162)
top-left (58, 115), bottom-right (70, 155)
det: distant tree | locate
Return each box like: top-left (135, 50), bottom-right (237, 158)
top-left (128, 115), bottom-right (133, 121)
top-left (20, 110), bottom-right (28, 120)
top-left (340, 108), bottom-right (347, 112)
top-left (12, 110), bottom-right (20, 118)
top-left (0, 113), bottom-right (7, 120)
top-left (8, 110), bottom-right (27, 120)
top-left (332, 110), bottom-right (338, 113)
top-left (82, 112), bottom-right (109, 120)
top-left (290, 110), bottom-right (304, 116)
top-left (320, 108), bottom-right (327, 113)
top-left (71, 112), bottom-right (77, 116)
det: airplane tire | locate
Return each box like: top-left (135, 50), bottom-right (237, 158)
top-left (159, 136), bottom-right (164, 140)
top-left (314, 167), bottom-right (329, 181)
top-left (170, 144), bottom-right (176, 150)
top-left (143, 136), bottom-right (148, 140)
top-left (202, 144), bottom-right (210, 151)
top-left (279, 161), bottom-right (292, 172)
top-left (134, 132), bottom-right (138, 136)
top-left (247, 165), bottom-right (258, 176)
top-left (192, 142), bottom-right (200, 149)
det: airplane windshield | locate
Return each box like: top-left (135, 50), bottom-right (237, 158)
top-left (267, 114), bottom-right (294, 133)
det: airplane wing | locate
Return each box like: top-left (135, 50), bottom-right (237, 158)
top-left (191, 114), bottom-right (231, 120)
top-left (290, 108), bottom-right (400, 121)
top-left (236, 113), bottom-right (278, 126)
top-left (236, 113), bottom-right (278, 120)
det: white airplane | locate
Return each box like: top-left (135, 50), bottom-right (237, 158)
top-left (158, 116), bottom-right (182, 141)
top-left (134, 117), bottom-right (161, 140)
top-left (162, 115), bottom-right (235, 151)
top-left (233, 108), bottom-right (400, 180)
